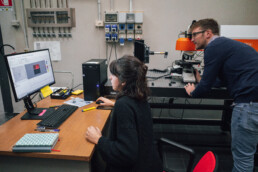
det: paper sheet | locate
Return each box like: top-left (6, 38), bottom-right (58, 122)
top-left (34, 41), bottom-right (61, 61)
top-left (64, 97), bottom-right (93, 107)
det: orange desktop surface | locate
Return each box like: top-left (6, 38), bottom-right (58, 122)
top-left (0, 95), bottom-right (111, 161)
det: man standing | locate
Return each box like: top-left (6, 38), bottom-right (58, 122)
top-left (184, 18), bottom-right (258, 172)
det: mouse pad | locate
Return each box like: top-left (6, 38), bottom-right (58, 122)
top-left (97, 106), bottom-right (113, 110)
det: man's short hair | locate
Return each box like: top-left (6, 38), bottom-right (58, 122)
top-left (190, 18), bottom-right (219, 35)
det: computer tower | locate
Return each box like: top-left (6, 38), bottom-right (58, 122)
top-left (82, 59), bottom-right (107, 101)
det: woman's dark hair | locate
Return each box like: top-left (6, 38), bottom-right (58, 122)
top-left (109, 55), bottom-right (149, 100)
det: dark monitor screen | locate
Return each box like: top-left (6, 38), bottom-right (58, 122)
top-left (4, 49), bottom-right (55, 119)
top-left (134, 40), bottom-right (149, 63)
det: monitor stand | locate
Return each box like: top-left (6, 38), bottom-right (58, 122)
top-left (21, 96), bottom-right (55, 120)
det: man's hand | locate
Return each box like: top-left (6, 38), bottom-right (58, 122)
top-left (184, 83), bottom-right (196, 96)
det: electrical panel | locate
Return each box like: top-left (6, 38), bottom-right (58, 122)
top-left (104, 11), bottom-right (118, 42)
top-left (26, 8), bottom-right (75, 27)
top-left (26, 8), bottom-right (75, 38)
top-left (118, 12), bottom-right (126, 46)
top-left (134, 13), bottom-right (143, 40)
top-left (126, 13), bottom-right (135, 41)
top-left (104, 11), bottom-right (143, 45)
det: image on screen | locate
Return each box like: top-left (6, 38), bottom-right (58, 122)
top-left (5, 49), bottom-right (55, 101)
top-left (4, 49), bottom-right (55, 120)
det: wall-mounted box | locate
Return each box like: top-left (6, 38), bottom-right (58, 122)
top-left (135, 12), bottom-right (143, 23)
top-left (104, 11), bottom-right (118, 24)
top-left (26, 8), bottom-right (76, 27)
top-left (118, 12), bottom-right (126, 23)
top-left (126, 13), bottom-right (135, 23)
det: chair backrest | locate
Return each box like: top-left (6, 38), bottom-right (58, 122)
top-left (193, 151), bottom-right (216, 172)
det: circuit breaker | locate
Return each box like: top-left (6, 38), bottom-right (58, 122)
top-left (126, 13), bottom-right (135, 41)
top-left (104, 11), bottom-right (118, 42)
top-left (117, 13), bottom-right (125, 46)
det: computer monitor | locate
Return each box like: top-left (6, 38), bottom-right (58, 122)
top-left (134, 40), bottom-right (149, 63)
top-left (4, 49), bottom-right (55, 120)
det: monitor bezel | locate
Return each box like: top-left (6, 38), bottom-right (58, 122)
top-left (4, 49), bottom-right (55, 102)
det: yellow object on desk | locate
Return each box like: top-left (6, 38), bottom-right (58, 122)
top-left (82, 107), bottom-right (96, 112)
top-left (40, 85), bottom-right (53, 98)
top-left (72, 90), bottom-right (83, 95)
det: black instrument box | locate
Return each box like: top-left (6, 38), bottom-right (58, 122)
top-left (50, 88), bottom-right (72, 99)
top-left (82, 59), bottom-right (107, 101)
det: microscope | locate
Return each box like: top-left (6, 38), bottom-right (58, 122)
top-left (174, 20), bottom-right (202, 83)
top-left (174, 51), bottom-right (201, 83)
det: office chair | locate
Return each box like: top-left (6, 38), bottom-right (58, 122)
top-left (158, 137), bottom-right (217, 172)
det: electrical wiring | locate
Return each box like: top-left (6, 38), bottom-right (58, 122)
top-left (193, 51), bottom-right (204, 60)
top-left (72, 83), bottom-right (82, 90)
top-left (114, 43), bottom-right (117, 60)
top-left (0, 44), bottom-right (16, 55)
top-left (23, 92), bottom-right (41, 110)
top-left (106, 43), bottom-right (108, 60)
top-left (179, 98), bottom-right (187, 119)
top-left (168, 98), bottom-right (182, 119)
top-left (158, 98), bottom-right (165, 117)
top-left (147, 73), bottom-right (171, 81)
top-left (107, 43), bottom-right (114, 66)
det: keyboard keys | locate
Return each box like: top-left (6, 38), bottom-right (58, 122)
top-left (37, 104), bottom-right (78, 128)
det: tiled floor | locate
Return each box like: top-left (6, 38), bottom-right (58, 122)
top-left (154, 124), bottom-right (258, 172)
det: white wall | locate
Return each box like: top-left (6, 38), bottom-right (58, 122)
top-left (1, 0), bottom-right (258, 113)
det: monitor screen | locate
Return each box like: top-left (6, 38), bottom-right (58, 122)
top-left (5, 49), bottom-right (55, 102)
top-left (134, 40), bottom-right (149, 63)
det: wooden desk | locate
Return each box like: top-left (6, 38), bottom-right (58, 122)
top-left (0, 95), bottom-right (111, 172)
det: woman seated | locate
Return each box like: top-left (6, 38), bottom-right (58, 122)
top-left (85, 55), bottom-right (162, 172)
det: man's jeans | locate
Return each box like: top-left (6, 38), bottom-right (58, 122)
top-left (231, 102), bottom-right (258, 172)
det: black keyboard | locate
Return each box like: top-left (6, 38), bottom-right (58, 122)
top-left (37, 104), bottom-right (78, 128)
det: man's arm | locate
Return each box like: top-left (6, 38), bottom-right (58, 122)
top-left (187, 47), bottom-right (224, 97)
top-left (195, 69), bottom-right (202, 83)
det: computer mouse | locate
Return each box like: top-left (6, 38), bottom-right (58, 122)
top-left (96, 100), bottom-right (104, 104)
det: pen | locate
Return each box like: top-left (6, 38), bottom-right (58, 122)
top-left (82, 107), bottom-right (96, 112)
top-left (49, 105), bottom-right (61, 108)
top-left (51, 149), bottom-right (61, 152)
top-left (35, 129), bottom-right (60, 132)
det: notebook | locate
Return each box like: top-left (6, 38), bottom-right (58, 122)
top-left (12, 133), bottom-right (59, 152)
